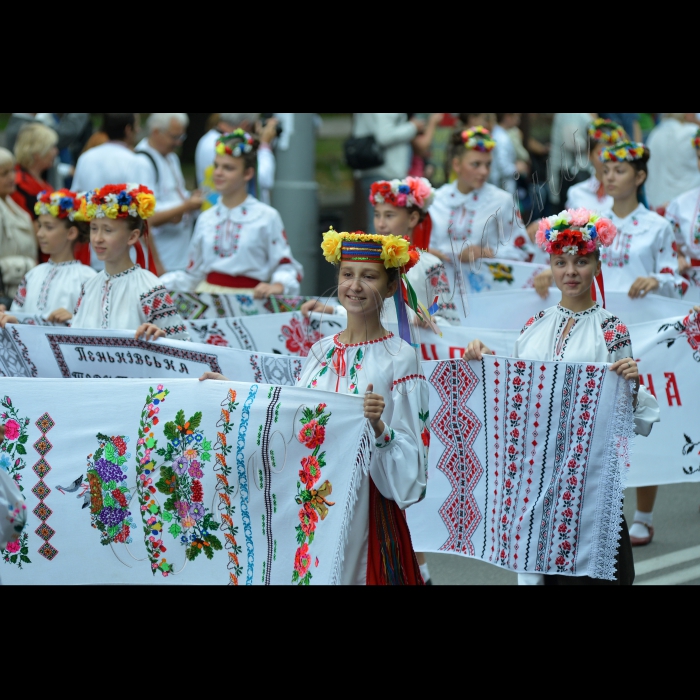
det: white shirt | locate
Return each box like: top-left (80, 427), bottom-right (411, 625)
top-left (549, 113), bottom-right (595, 203)
top-left (665, 185), bottom-right (700, 260)
top-left (351, 113), bottom-right (417, 180)
top-left (160, 196), bottom-right (303, 295)
top-left (429, 181), bottom-right (528, 261)
top-left (297, 333), bottom-right (428, 584)
top-left (489, 124), bottom-right (517, 195)
top-left (71, 264), bottom-right (189, 340)
top-left (645, 119), bottom-right (700, 209)
top-left (11, 260), bottom-right (96, 316)
top-left (601, 204), bottom-right (682, 297)
top-left (135, 139), bottom-right (193, 272)
top-left (514, 302), bottom-right (660, 436)
top-left (565, 175), bottom-right (613, 212)
top-left (194, 128), bottom-right (276, 205)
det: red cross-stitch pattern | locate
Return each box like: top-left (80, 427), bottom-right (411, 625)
top-left (430, 360), bottom-right (482, 555)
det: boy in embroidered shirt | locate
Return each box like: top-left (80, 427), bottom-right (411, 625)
top-left (0, 189), bottom-right (96, 328)
top-left (70, 183), bottom-right (189, 341)
top-left (464, 208), bottom-right (660, 585)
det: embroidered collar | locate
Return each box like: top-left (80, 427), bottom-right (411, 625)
top-left (216, 195), bottom-right (261, 223)
top-left (47, 259), bottom-right (81, 267)
top-left (450, 181), bottom-right (484, 204)
top-left (105, 264), bottom-right (140, 280)
top-left (556, 302), bottom-right (600, 318)
top-left (333, 332), bottom-right (394, 348)
top-left (609, 203), bottom-right (646, 226)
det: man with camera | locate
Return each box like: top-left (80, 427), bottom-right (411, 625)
top-left (195, 112), bottom-right (280, 206)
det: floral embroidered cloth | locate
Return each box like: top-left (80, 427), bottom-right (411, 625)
top-left (407, 356), bottom-right (636, 580)
top-left (0, 377), bottom-right (370, 584)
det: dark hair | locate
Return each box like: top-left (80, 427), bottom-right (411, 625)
top-left (102, 113), bottom-right (136, 141)
top-left (217, 133), bottom-right (260, 170)
top-left (56, 218), bottom-right (90, 245)
top-left (631, 148), bottom-right (650, 201)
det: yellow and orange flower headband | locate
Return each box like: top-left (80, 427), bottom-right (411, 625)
top-left (321, 228), bottom-right (419, 272)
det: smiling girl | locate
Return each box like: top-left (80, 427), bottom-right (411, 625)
top-left (464, 208), bottom-right (660, 585)
top-left (160, 129), bottom-right (303, 298)
top-left (70, 183), bottom-right (189, 341)
top-left (202, 230), bottom-right (429, 585)
top-left (0, 189), bottom-right (95, 327)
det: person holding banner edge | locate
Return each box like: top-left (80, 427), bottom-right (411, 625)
top-left (464, 207), bottom-right (660, 584)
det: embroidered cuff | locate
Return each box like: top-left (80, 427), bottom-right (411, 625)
top-left (374, 423), bottom-right (395, 449)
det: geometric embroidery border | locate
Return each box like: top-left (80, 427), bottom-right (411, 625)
top-left (33, 412), bottom-right (56, 560)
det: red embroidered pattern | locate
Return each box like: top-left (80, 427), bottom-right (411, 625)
top-left (33, 412), bottom-right (57, 561)
top-left (548, 365), bottom-right (603, 574)
top-left (520, 311), bottom-right (546, 335)
top-left (12, 277), bottom-right (27, 309)
top-left (140, 285), bottom-right (179, 325)
top-left (430, 360), bottom-right (482, 555)
top-left (493, 360), bottom-right (532, 568)
top-left (600, 315), bottom-right (631, 354)
top-left (333, 332), bottom-right (394, 348)
top-left (391, 373), bottom-right (426, 390)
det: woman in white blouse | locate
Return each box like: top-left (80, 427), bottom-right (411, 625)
top-left (464, 207), bottom-right (660, 584)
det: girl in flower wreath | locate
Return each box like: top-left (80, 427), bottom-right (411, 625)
top-left (302, 176), bottom-right (460, 330)
top-left (464, 208), bottom-right (660, 585)
top-left (664, 128), bottom-right (700, 297)
top-left (70, 183), bottom-right (190, 341)
top-left (160, 130), bottom-right (303, 298)
top-left (428, 126), bottom-right (530, 265)
top-left (202, 230), bottom-right (429, 585)
top-left (0, 189), bottom-right (96, 328)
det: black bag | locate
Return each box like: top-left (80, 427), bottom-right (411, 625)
top-left (343, 135), bottom-right (385, 170)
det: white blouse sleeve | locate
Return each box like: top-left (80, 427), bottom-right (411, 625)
top-left (139, 285), bottom-right (190, 341)
top-left (369, 374), bottom-right (429, 510)
top-left (159, 218), bottom-right (206, 292)
top-left (267, 211), bottom-right (303, 295)
top-left (0, 467), bottom-right (26, 551)
top-left (257, 145), bottom-right (276, 193)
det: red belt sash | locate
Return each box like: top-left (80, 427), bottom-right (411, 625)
top-left (206, 272), bottom-right (260, 288)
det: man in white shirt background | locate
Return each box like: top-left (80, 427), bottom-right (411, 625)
top-left (135, 113), bottom-right (203, 273)
top-left (71, 113), bottom-right (157, 271)
top-left (195, 112), bottom-right (278, 206)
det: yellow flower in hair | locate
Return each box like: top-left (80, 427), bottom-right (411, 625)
top-left (321, 228), bottom-right (343, 263)
top-left (136, 193), bottom-right (156, 219)
top-left (85, 202), bottom-right (97, 220)
top-left (381, 235), bottom-right (410, 268)
top-left (615, 148), bottom-right (628, 159)
top-left (104, 204), bottom-right (120, 219)
top-left (215, 142), bottom-right (227, 156)
top-left (49, 204), bottom-right (60, 218)
top-left (74, 199), bottom-right (88, 222)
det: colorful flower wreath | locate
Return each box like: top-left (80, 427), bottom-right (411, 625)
top-left (460, 126), bottom-right (496, 152)
top-left (81, 183), bottom-right (156, 221)
top-left (587, 118), bottom-right (627, 145)
top-left (321, 228), bottom-right (419, 272)
top-left (600, 140), bottom-right (648, 163)
top-left (369, 176), bottom-right (435, 212)
top-left (215, 129), bottom-right (256, 158)
top-left (692, 128), bottom-right (700, 150)
top-left (536, 208), bottom-right (617, 256)
top-left (34, 189), bottom-right (88, 222)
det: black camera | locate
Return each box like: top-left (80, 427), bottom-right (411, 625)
top-left (260, 113), bottom-right (283, 138)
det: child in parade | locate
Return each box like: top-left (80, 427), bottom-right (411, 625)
top-left (302, 176), bottom-right (460, 329)
top-left (202, 231), bottom-right (429, 585)
top-left (70, 183), bottom-right (189, 341)
top-left (428, 126), bottom-right (530, 265)
top-left (160, 130), bottom-right (303, 298)
top-left (0, 190), bottom-right (95, 327)
top-left (664, 128), bottom-right (700, 294)
top-left (464, 208), bottom-right (660, 584)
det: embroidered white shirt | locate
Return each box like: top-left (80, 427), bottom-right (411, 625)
top-left (514, 302), bottom-right (659, 436)
top-left (297, 333), bottom-right (428, 584)
top-left (601, 204), bottom-right (682, 297)
top-left (429, 181), bottom-right (529, 261)
top-left (159, 196), bottom-right (303, 295)
top-left (11, 260), bottom-right (96, 316)
top-left (71, 264), bottom-right (190, 340)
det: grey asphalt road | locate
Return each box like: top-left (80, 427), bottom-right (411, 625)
top-left (423, 483), bottom-right (700, 585)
